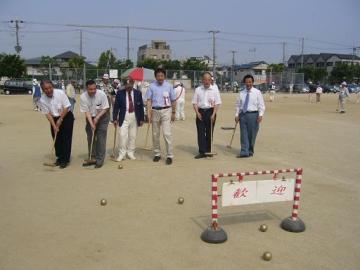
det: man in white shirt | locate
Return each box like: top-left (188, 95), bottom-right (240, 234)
top-left (38, 79), bottom-right (74, 168)
top-left (192, 72), bottom-right (222, 159)
top-left (338, 81), bottom-right (350, 113)
top-left (174, 81), bottom-right (186, 120)
top-left (235, 74), bottom-right (265, 158)
top-left (80, 80), bottom-right (110, 168)
top-left (316, 85), bottom-right (323, 103)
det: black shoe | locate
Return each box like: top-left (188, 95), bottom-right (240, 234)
top-left (94, 163), bottom-right (103, 169)
top-left (153, 156), bottom-right (161, 162)
top-left (194, 153), bottom-right (206, 159)
top-left (249, 153), bottom-right (253, 157)
top-left (55, 160), bottom-right (61, 166)
top-left (166, 157), bottom-right (173, 165)
top-left (236, 154), bottom-right (249, 158)
top-left (59, 163), bottom-right (68, 169)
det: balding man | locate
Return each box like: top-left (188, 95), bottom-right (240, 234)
top-left (192, 72), bottom-right (222, 159)
top-left (38, 80), bottom-right (75, 168)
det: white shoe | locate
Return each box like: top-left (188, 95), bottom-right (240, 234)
top-left (116, 154), bottom-right (125, 162)
top-left (127, 153), bottom-right (136, 160)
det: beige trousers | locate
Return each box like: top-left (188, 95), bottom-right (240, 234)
top-left (151, 108), bottom-right (173, 158)
top-left (118, 112), bottom-right (138, 156)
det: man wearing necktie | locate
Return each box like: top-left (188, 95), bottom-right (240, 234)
top-left (235, 74), bottom-right (265, 158)
top-left (113, 77), bottom-right (145, 161)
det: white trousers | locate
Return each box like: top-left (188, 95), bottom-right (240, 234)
top-left (176, 99), bottom-right (185, 120)
top-left (118, 112), bottom-right (137, 156)
top-left (152, 108), bottom-right (173, 158)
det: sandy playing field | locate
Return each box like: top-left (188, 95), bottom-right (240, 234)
top-left (0, 92), bottom-right (359, 270)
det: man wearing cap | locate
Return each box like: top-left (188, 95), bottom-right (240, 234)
top-left (235, 74), bottom-right (265, 158)
top-left (113, 77), bottom-right (144, 161)
top-left (338, 82), bottom-right (350, 113)
top-left (174, 81), bottom-right (186, 120)
top-left (192, 72), bottom-right (222, 159)
top-left (99, 74), bottom-right (114, 121)
top-left (146, 68), bottom-right (176, 165)
top-left (66, 80), bottom-right (76, 112)
top-left (32, 79), bottom-right (42, 111)
top-left (80, 79), bottom-right (110, 168)
top-left (38, 80), bottom-right (74, 168)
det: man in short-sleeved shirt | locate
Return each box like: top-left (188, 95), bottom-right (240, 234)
top-left (145, 68), bottom-right (176, 165)
top-left (39, 80), bottom-right (74, 168)
top-left (80, 80), bottom-right (110, 168)
top-left (192, 72), bottom-right (222, 158)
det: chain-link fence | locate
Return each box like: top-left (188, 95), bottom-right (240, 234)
top-left (29, 67), bottom-right (304, 93)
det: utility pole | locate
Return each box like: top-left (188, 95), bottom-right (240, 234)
top-left (9, 19), bottom-right (24, 54)
top-left (126, 26), bottom-right (130, 60)
top-left (209, 30), bottom-right (219, 80)
top-left (300, 37), bottom-right (304, 68)
top-left (79, 29), bottom-right (83, 57)
top-left (282, 42), bottom-right (286, 65)
top-left (230, 50), bottom-right (237, 86)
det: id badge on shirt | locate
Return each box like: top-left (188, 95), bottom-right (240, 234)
top-left (163, 91), bottom-right (171, 107)
top-left (206, 92), bottom-right (215, 108)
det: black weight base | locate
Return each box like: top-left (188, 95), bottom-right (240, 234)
top-left (201, 227), bottom-right (228, 244)
top-left (281, 217), bottom-right (305, 233)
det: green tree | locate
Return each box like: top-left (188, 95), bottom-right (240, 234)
top-left (117, 59), bottom-right (134, 70)
top-left (267, 63), bottom-right (285, 73)
top-left (297, 66), bottom-right (328, 83)
top-left (182, 58), bottom-right (208, 71)
top-left (97, 50), bottom-right (118, 69)
top-left (68, 56), bottom-right (85, 69)
top-left (40, 55), bottom-right (56, 67)
top-left (137, 58), bottom-right (162, 70)
top-left (0, 54), bottom-right (26, 78)
top-left (329, 62), bottom-right (360, 83)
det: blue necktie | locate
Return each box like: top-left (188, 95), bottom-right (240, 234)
top-left (242, 91), bottom-right (250, 113)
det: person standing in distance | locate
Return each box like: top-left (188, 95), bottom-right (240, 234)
top-left (235, 75), bottom-right (265, 158)
top-left (145, 68), bottom-right (176, 165)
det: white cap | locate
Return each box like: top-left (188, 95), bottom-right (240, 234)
top-left (32, 79), bottom-right (38, 85)
top-left (103, 74), bottom-right (109, 79)
top-left (341, 81), bottom-right (347, 86)
top-left (114, 79), bottom-right (120, 84)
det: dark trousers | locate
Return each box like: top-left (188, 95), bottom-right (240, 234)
top-left (239, 112), bottom-right (259, 156)
top-left (50, 111), bottom-right (74, 164)
top-left (85, 112), bottom-right (110, 165)
top-left (196, 108), bottom-right (216, 154)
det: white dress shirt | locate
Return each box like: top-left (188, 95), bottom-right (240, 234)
top-left (192, 85), bottom-right (222, 109)
top-left (39, 89), bottom-right (71, 117)
top-left (235, 87), bottom-right (265, 116)
top-left (80, 90), bottom-right (109, 117)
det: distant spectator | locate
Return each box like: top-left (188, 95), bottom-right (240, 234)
top-left (32, 79), bottom-right (42, 111)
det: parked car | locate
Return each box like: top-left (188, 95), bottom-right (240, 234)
top-left (293, 84), bottom-right (310, 93)
top-left (347, 84), bottom-right (359, 93)
top-left (3, 80), bottom-right (33, 95)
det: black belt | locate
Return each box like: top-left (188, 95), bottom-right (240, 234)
top-left (199, 108), bottom-right (213, 111)
top-left (152, 106), bottom-right (170, 110)
top-left (241, 111), bottom-right (258, 114)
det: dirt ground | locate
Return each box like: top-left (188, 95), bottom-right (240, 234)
top-left (0, 91), bottom-right (359, 270)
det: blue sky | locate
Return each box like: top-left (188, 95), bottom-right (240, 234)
top-left (0, 0), bottom-right (359, 65)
